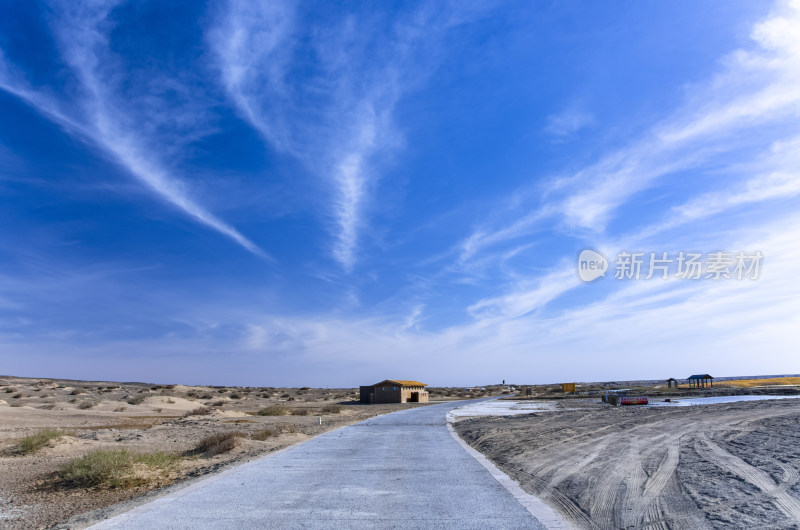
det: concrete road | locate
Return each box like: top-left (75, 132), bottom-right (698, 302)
top-left (91, 401), bottom-right (549, 529)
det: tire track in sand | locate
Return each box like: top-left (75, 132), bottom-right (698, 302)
top-left (696, 432), bottom-right (800, 521)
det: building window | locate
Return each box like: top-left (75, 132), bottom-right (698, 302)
top-left (391, 386), bottom-right (398, 390)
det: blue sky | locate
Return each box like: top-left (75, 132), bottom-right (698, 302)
top-left (1, 1), bottom-right (799, 387)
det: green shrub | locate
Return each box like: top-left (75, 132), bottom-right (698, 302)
top-left (17, 428), bottom-right (68, 454)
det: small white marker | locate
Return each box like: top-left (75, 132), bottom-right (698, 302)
top-left (318, 416), bottom-right (322, 425)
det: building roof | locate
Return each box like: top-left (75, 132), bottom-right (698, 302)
top-left (371, 379), bottom-right (427, 387)
top-left (666, 378), bottom-right (678, 381)
top-left (687, 374), bottom-right (713, 379)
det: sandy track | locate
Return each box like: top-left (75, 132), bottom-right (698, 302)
top-left (455, 399), bottom-right (800, 529)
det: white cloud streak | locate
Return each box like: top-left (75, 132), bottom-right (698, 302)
top-left (460, 0), bottom-right (800, 262)
top-left (0, 2), bottom-right (266, 258)
top-left (210, 1), bottom-right (461, 270)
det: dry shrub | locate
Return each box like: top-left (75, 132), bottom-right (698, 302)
top-left (11, 393), bottom-right (22, 399)
top-left (191, 431), bottom-right (246, 456)
top-left (291, 408), bottom-right (309, 416)
top-left (126, 395), bottom-right (146, 405)
top-left (211, 400), bottom-right (226, 407)
top-left (114, 406), bottom-right (127, 412)
top-left (78, 401), bottom-right (96, 409)
top-left (229, 393), bottom-right (243, 399)
top-left (185, 407), bottom-right (211, 417)
top-left (257, 405), bottom-right (288, 416)
top-left (70, 389), bottom-right (87, 395)
top-left (250, 429), bottom-right (273, 441)
top-left (321, 404), bottom-right (342, 414)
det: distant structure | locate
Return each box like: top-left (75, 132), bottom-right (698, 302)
top-left (687, 374), bottom-right (714, 389)
top-left (666, 377), bottom-right (679, 388)
top-left (359, 380), bottom-right (429, 404)
top-left (561, 383), bottom-right (576, 393)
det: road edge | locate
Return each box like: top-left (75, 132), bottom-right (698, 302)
top-left (446, 409), bottom-right (573, 530)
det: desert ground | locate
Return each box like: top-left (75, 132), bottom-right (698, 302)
top-left (455, 397), bottom-right (800, 529)
top-left (0, 375), bottom-right (494, 529)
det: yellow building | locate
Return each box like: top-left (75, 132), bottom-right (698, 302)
top-left (359, 380), bottom-right (429, 404)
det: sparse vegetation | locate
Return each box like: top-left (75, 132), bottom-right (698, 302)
top-left (191, 431), bottom-right (246, 456)
top-left (70, 389), bottom-right (86, 395)
top-left (291, 408), bottom-right (310, 416)
top-left (321, 404), bottom-right (342, 414)
top-left (59, 449), bottom-right (179, 487)
top-left (78, 401), bottom-right (96, 409)
top-left (126, 395), bottom-right (146, 405)
top-left (256, 405), bottom-right (288, 416)
top-left (185, 407), bottom-right (211, 417)
top-left (11, 393), bottom-right (22, 399)
top-left (17, 428), bottom-right (69, 454)
top-left (250, 429), bottom-right (273, 440)
top-left (229, 393), bottom-right (243, 399)
top-left (114, 406), bottom-right (127, 412)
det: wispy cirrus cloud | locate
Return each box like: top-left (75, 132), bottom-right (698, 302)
top-left (209, 1), bottom-right (473, 270)
top-left (0, 1), bottom-right (265, 258)
top-left (544, 106), bottom-right (595, 138)
top-left (459, 0), bottom-right (800, 265)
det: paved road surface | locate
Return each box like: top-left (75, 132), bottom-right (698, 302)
top-left (91, 401), bottom-right (548, 529)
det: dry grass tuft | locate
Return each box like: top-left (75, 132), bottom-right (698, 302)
top-left (59, 449), bottom-right (179, 487)
top-left (17, 428), bottom-right (70, 455)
